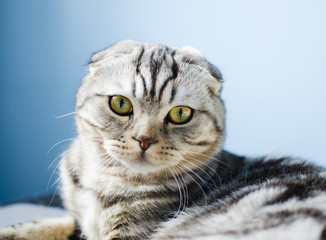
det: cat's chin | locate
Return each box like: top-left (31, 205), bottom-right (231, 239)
top-left (119, 156), bottom-right (165, 174)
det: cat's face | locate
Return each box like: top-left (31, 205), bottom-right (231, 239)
top-left (75, 40), bottom-right (225, 175)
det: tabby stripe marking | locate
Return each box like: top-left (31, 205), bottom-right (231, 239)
top-left (191, 208), bottom-right (326, 237)
top-left (169, 50), bottom-right (178, 103)
top-left (183, 139), bottom-right (214, 146)
top-left (134, 47), bottom-right (148, 96)
top-left (149, 48), bottom-right (164, 97)
top-left (182, 161), bottom-right (326, 220)
top-left (76, 114), bottom-right (106, 131)
top-left (219, 209), bottom-right (326, 236)
top-left (98, 188), bottom-right (178, 208)
top-left (132, 47), bottom-right (145, 97)
top-left (158, 51), bottom-right (179, 102)
top-left (198, 110), bottom-right (223, 133)
top-left (265, 177), bottom-right (326, 205)
top-left (170, 88), bottom-right (177, 103)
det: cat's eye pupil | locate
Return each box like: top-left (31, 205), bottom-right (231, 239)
top-left (178, 108), bottom-right (183, 118)
top-left (120, 99), bottom-right (124, 108)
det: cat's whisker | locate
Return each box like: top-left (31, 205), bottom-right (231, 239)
top-left (186, 155), bottom-right (222, 185)
top-left (173, 165), bottom-right (187, 215)
top-left (172, 165), bottom-right (188, 214)
top-left (47, 145), bottom-right (94, 190)
top-left (189, 151), bottom-right (230, 167)
top-left (108, 156), bottom-right (123, 174)
top-left (99, 155), bottom-right (114, 168)
top-left (48, 137), bottom-right (101, 171)
top-left (48, 151), bottom-right (71, 171)
top-left (47, 161), bottom-right (61, 191)
top-left (50, 146), bottom-right (109, 189)
top-left (47, 138), bottom-right (76, 155)
top-left (51, 157), bottom-right (88, 188)
top-left (48, 181), bottom-right (61, 207)
top-left (175, 161), bottom-right (208, 206)
top-left (168, 167), bottom-right (184, 218)
top-left (51, 177), bottom-right (62, 188)
top-left (181, 157), bottom-right (219, 190)
top-left (53, 112), bottom-right (76, 119)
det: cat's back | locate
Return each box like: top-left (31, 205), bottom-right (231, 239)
top-left (153, 154), bottom-right (326, 240)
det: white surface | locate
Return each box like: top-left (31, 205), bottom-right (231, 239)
top-left (0, 203), bottom-right (69, 227)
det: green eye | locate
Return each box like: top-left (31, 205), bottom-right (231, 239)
top-left (167, 106), bottom-right (193, 124)
top-left (109, 95), bottom-right (133, 116)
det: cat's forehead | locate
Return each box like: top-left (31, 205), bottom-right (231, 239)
top-left (79, 40), bottom-right (222, 111)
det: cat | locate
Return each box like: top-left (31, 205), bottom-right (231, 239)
top-left (1, 40), bottom-right (326, 240)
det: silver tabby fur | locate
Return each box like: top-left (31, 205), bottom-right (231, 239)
top-left (1, 40), bottom-right (326, 240)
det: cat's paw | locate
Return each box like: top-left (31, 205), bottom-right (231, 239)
top-left (0, 225), bottom-right (27, 240)
top-left (0, 216), bottom-right (76, 240)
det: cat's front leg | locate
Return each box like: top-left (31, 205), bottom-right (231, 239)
top-left (0, 216), bottom-right (76, 240)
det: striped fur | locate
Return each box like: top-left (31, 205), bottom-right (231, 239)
top-left (2, 40), bottom-right (324, 240)
top-left (153, 156), bottom-right (326, 240)
top-left (59, 40), bottom-right (326, 240)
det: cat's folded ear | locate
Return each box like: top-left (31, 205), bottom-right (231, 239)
top-left (176, 46), bottom-right (223, 95)
top-left (88, 39), bottom-right (142, 65)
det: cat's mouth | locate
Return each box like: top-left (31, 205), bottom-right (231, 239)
top-left (135, 152), bottom-right (155, 166)
top-left (118, 152), bottom-right (165, 174)
top-left (140, 151), bottom-right (148, 162)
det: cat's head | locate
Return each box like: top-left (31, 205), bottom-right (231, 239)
top-left (75, 40), bottom-right (225, 175)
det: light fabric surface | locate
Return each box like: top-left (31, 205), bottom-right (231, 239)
top-left (0, 203), bottom-right (69, 227)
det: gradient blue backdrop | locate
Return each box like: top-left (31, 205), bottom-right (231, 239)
top-left (1, 0), bottom-right (325, 203)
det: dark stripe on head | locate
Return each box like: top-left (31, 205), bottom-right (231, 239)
top-left (158, 51), bottom-right (179, 102)
top-left (131, 80), bottom-right (136, 97)
top-left (149, 48), bottom-right (164, 97)
top-left (135, 47), bottom-right (145, 74)
top-left (77, 114), bottom-right (107, 131)
top-left (134, 47), bottom-right (147, 96)
top-left (169, 88), bottom-right (177, 103)
top-left (139, 73), bottom-right (148, 96)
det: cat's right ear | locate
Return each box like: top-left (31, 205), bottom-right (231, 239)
top-left (77, 40), bottom-right (142, 108)
top-left (88, 39), bottom-right (141, 66)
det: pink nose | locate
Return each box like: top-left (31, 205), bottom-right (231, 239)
top-left (134, 137), bottom-right (156, 151)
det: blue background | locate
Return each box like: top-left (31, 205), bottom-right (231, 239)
top-left (1, 0), bottom-right (325, 203)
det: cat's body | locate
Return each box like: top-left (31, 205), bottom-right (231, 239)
top-left (1, 40), bottom-right (326, 240)
top-left (154, 155), bottom-right (326, 240)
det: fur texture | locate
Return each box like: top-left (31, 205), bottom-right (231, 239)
top-left (1, 40), bottom-right (325, 240)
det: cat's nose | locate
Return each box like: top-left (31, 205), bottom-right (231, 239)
top-left (133, 136), bottom-right (157, 151)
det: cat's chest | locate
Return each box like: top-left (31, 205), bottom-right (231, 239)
top-left (79, 185), bottom-right (174, 240)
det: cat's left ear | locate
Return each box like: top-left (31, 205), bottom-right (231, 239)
top-left (177, 46), bottom-right (223, 95)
